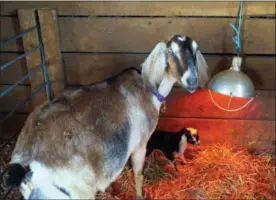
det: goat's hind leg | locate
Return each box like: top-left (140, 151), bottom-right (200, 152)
top-left (131, 145), bottom-right (147, 199)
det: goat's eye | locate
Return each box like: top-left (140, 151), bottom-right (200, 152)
top-left (167, 49), bottom-right (172, 55)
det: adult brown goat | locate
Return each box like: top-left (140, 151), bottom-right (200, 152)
top-left (4, 35), bottom-right (210, 199)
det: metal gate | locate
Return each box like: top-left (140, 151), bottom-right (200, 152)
top-left (0, 15), bottom-right (51, 200)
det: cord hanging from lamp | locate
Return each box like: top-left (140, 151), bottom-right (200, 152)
top-left (207, 1), bottom-right (256, 112)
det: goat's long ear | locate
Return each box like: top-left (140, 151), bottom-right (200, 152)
top-left (141, 42), bottom-right (167, 86)
top-left (196, 50), bottom-right (211, 88)
top-left (141, 42), bottom-right (167, 69)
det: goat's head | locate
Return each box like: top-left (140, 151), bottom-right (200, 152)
top-left (166, 35), bottom-right (210, 93)
top-left (19, 171), bottom-right (71, 200)
top-left (3, 163), bottom-right (71, 200)
top-left (182, 127), bottom-right (200, 145)
top-left (142, 35), bottom-right (210, 93)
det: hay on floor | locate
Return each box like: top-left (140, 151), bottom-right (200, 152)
top-left (97, 144), bottom-right (275, 200)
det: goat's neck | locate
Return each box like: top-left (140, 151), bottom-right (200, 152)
top-left (152, 73), bottom-right (176, 111)
top-left (141, 45), bottom-right (176, 112)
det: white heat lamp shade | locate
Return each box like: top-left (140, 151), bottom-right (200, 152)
top-left (207, 56), bottom-right (255, 98)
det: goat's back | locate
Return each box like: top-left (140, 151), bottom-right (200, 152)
top-left (11, 69), bottom-right (158, 195)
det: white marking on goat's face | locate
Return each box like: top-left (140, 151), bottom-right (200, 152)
top-left (177, 36), bottom-right (185, 41)
top-left (192, 40), bottom-right (198, 53)
top-left (180, 69), bottom-right (192, 91)
top-left (191, 135), bottom-right (199, 144)
top-left (171, 42), bottom-right (180, 54)
top-left (171, 42), bottom-right (183, 66)
top-left (181, 68), bottom-right (197, 93)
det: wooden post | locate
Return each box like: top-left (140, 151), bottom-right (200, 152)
top-left (17, 9), bottom-right (45, 107)
top-left (37, 9), bottom-right (65, 97)
top-left (17, 8), bottom-right (65, 108)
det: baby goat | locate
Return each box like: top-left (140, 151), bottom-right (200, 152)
top-left (146, 128), bottom-right (200, 163)
top-left (4, 35), bottom-right (210, 199)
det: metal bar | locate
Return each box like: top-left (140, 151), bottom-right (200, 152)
top-left (0, 66), bottom-right (40, 98)
top-left (0, 45), bottom-right (41, 72)
top-left (0, 21), bottom-right (51, 200)
top-left (36, 24), bottom-right (52, 102)
top-left (0, 83), bottom-right (45, 123)
top-left (40, 62), bottom-right (51, 102)
top-left (0, 26), bottom-right (38, 47)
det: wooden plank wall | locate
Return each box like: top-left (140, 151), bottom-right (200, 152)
top-left (0, 2), bottom-right (275, 149)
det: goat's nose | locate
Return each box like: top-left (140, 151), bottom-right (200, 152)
top-left (187, 77), bottom-right (198, 86)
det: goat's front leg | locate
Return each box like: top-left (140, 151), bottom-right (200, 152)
top-left (131, 145), bottom-right (146, 199)
top-left (177, 136), bottom-right (188, 164)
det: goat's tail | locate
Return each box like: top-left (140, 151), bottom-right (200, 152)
top-left (1, 163), bottom-right (26, 188)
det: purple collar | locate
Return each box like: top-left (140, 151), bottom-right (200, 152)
top-left (150, 88), bottom-right (166, 102)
